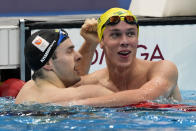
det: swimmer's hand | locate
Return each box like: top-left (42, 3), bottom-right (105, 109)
top-left (80, 18), bottom-right (99, 45)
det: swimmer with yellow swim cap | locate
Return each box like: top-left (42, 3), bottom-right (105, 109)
top-left (69, 7), bottom-right (182, 107)
top-left (97, 7), bottom-right (139, 41)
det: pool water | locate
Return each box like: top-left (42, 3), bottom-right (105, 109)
top-left (0, 90), bottom-right (195, 131)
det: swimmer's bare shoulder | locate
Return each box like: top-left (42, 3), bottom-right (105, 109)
top-left (15, 80), bottom-right (38, 104)
top-left (147, 60), bottom-right (181, 100)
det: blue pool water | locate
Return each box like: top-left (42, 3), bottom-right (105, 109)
top-left (0, 90), bottom-right (195, 131)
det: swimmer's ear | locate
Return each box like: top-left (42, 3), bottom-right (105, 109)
top-left (43, 61), bottom-right (53, 71)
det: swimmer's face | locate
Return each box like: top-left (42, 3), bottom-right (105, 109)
top-left (50, 38), bottom-right (82, 87)
top-left (100, 21), bottom-right (138, 67)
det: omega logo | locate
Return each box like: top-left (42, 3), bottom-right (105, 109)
top-left (91, 44), bottom-right (164, 65)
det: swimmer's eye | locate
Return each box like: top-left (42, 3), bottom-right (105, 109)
top-left (110, 32), bottom-right (121, 39)
top-left (127, 31), bottom-right (136, 37)
top-left (66, 45), bottom-right (74, 54)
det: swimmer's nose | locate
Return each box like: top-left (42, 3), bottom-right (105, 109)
top-left (75, 51), bottom-right (82, 62)
top-left (120, 35), bottom-right (129, 48)
top-left (120, 43), bottom-right (129, 48)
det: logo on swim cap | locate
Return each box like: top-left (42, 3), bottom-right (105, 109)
top-left (34, 38), bottom-right (42, 45)
top-left (98, 18), bottom-right (101, 23)
top-left (25, 29), bottom-right (69, 71)
top-left (32, 36), bottom-right (50, 52)
top-left (113, 11), bottom-right (127, 16)
top-left (97, 7), bottom-right (138, 41)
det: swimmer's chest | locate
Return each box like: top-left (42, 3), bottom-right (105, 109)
top-left (98, 75), bottom-right (148, 92)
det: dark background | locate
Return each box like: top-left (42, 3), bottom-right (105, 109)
top-left (0, 0), bottom-right (132, 16)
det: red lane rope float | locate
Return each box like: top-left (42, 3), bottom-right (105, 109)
top-left (126, 101), bottom-right (196, 112)
top-left (0, 78), bottom-right (25, 98)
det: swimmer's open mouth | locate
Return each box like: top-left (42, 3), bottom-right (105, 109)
top-left (118, 50), bottom-right (131, 56)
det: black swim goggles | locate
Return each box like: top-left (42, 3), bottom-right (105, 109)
top-left (102, 15), bottom-right (138, 30)
top-left (57, 29), bottom-right (69, 46)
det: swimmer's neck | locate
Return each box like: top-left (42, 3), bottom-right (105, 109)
top-left (107, 58), bottom-right (138, 90)
top-left (35, 71), bottom-right (66, 89)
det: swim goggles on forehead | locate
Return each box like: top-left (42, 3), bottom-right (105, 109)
top-left (57, 30), bottom-right (69, 46)
top-left (102, 15), bottom-right (138, 29)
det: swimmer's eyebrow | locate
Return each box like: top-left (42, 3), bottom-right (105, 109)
top-left (68, 45), bottom-right (75, 49)
top-left (109, 28), bottom-right (136, 32)
top-left (127, 28), bottom-right (137, 31)
top-left (109, 29), bottom-right (121, 32)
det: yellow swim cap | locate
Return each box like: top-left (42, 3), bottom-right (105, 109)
top-left (97, 7), bottom-right (138, 41)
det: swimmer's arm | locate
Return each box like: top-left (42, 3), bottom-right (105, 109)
top-left (67, 61), bottom-right (180, 107)
top-left (67, 78), bottom-right (174, 107)
top-left (66, 78), bottom-right (170, 107)
top-left (77, 18), bottom-right (99, 75)
top-left (74, 85), bottom-right (114, 99)
top-left (54, 85), bottom-right (114, 104)
top-left (73, 69), bottom-right (106, 87)
top-left (169, 85), bottom-right (182, 101)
